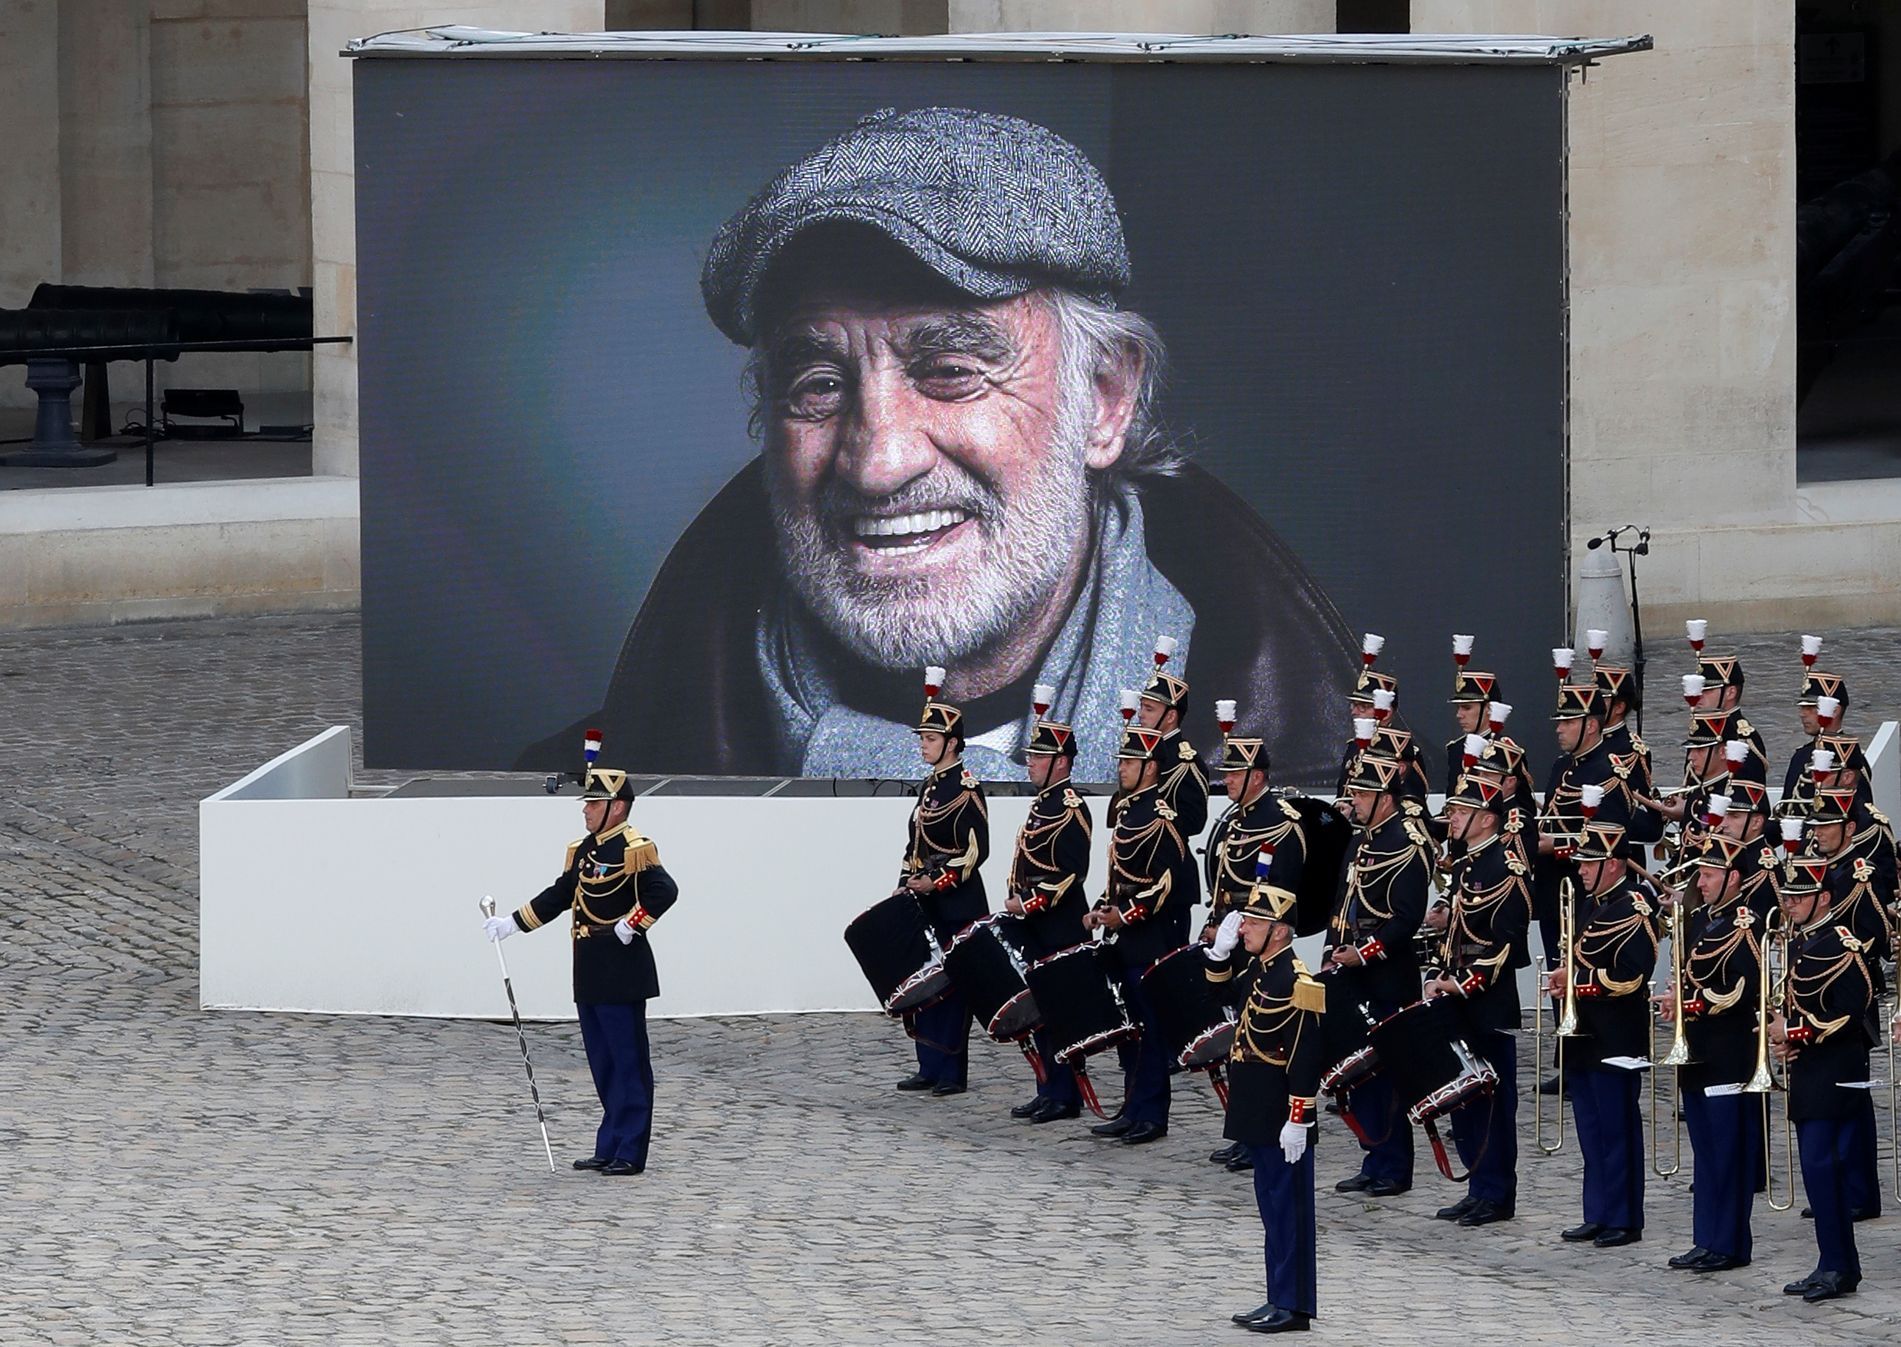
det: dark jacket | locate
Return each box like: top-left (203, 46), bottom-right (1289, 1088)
top-left (1439, 830), bottom-right (1532, 1036)
top-left (1678, 893), bottom-right (1762, 1092)
top-left (1006, 780), bottom-right (1092, 958)
top-left (1210, 941), bottom-right (1326, 1145)
top-left (1568, 874), bottom-right (1660, 1067)
top-left (1785, 920), bottom-right (1877, 1123)
top-left (1325, 807), bottom-right (1432, 1011)
top-left (1103, 782), bottom-right (1195, 971)
top-left (511, 822), bottom-right (679, 1004)
top-left (904, 760), bottom-right (990, 940)
top-left (516, 460), bottom-right (1357, 787)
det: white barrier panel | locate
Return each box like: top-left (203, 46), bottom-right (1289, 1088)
top-left (201, 728), bottom-right (1223, 1020)
top-left (203, 722), bottom-right (1901, 1021)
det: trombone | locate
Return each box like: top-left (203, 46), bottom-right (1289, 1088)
top-left (1651, 872), bottom-right (1694, 1179)
top-left (1743, 907), bottom-right (1796, 1212)
top-left (1535, 876), bottom-right (1581, 1155)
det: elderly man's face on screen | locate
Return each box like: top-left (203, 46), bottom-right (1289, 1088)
top-left (752, 232), bottom-right (1141, 672)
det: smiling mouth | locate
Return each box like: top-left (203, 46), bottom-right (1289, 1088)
top-left (849, 507), bottom-right (973, 555)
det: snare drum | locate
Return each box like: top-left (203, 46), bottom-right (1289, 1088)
top-left (844, 892), bottom-right (951, 1016)
top-left (1027, 942), bottom-right (1137, 1067)
top-left (1139, 943), bottom-right (1237, 1069)
top-left (1407, 1038), bottom-right (1498, 1125)
top-left (943, 918), bottom-right (1041, 1042)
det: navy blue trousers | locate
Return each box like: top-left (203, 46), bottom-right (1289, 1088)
top-left (1029, 1026), bottom-right (1080, 1108)
top-left (1449, 1028), bottom-right (1517, 1205)
top-left (1114, 971), bottom-right (1172, 1127)
top-left (1571, 1065), bottom-right (1644, 1230)
top-left (1247, 1140), bottom-right (1318, 1318)
top-left (1682, 1086), bottom-right (1758, 1261)
top-left (1845, 1090), bottom-right (1883, 1216)
top-left (912, 993), bottom-right (971, 1087)
top-left (577, 1000), bottom-right (654, 1169)
top-left (1798, 1118), bottom-right (1862, 1279)
top-left (1348, 999), bottom-right (1413, 1185)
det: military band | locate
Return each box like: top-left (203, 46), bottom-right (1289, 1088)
top-left (803, 628), bottom-right (1901, 1329)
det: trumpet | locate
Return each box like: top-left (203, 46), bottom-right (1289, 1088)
top-left (1743, 907), bottom-right (1796, 1212)
top-left (1651, 879), bottom-right (1694, 1179)
top-left (1535, 876), bottom-right (1581, 1155)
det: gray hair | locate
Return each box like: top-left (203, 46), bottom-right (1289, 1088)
top-left (1043, 288), bottom-right (1183, 479)
top-left (744, 287), bottom-right (1185, 479)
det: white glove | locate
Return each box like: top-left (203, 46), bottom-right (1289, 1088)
top-left (1207, 910), bottom-right (1244, 961)
top-left (483, 915), bottom-right (516, 943)
top-left (1279, 1119), bottom-right (1309, 1164)
top-left (614, 916), bottom-right (635, 945)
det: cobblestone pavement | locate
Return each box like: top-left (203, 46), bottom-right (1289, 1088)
top-left (5, 614), bottom-right (1901, 1346)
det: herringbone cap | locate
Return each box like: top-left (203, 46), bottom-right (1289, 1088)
top-left (702, 106), bottom-right (1130, 345)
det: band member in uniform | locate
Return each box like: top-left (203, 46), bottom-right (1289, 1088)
top-left (1442, 668), bottom-right (1502, 798)
top-left (1135, 662), bottom-right (1211, 838)
top-left (1686, 652), bottom-right (1767, 781)
top-left (1811, 785), bottom-right (1894, 1222)
top-left (1328, 751), bottom-right (1433, 1196)
top-left (1709, 778), bottom-right (1780, 919)
top-left (1545, 820), bottom-right (1659, 1247)
top-left (1646, 711), bottom-right (1763, 836)
top-left (1771, 851), bottom-right (1879, 1303)
top-left (1534, 682), bottom-right (1659, 1095)
top-left (1205, 732), bottom-right (1309, 1170)
top-left (1336, 663), bottom-right (1401, 800)
top-left (1655, 833), bottom-right (1763, 1273)
top-left (1423, 766), bottom-right (1531, 1226)
top-left (894, 697), bottom-right (990, 1096)
top-left (1784, 668), bottom-right (1849, 799)
top-left (1207, 882), bottom-right (1325, 1335)
top-left (483, 765), bottom-right (681, 1175)
top-left (1005, 716), bottom-right (1092, 1124)
top-left (1594, 662), bottom-right (1655, 804)
top-left (1086, 723), bottom-right (1196, 1144)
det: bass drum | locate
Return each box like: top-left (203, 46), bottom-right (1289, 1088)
top-left (1279, 795), bottom-right (1353, 938)
top-left (1027, 942), bottom-right (1137, 1067)
top-left (1139, 943), bottom-right (1236, 1069)
top-left (843, 892), bottom-right (951, 1016)
top-left (942, 918), bottom-right (1041, 1043)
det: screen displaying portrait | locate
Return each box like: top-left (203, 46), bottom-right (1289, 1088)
top-left (355, 55), bottom-right (1567, 786)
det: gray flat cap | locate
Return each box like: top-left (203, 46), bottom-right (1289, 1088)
top-left (701, 106), bottom-right (1130, 346)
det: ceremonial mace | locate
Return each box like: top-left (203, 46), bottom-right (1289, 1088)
top-left (480, 895), bottom-right (557, 1173)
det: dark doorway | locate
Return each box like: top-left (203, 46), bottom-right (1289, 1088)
top-left (1796, 2), bottom-right (1901, 482)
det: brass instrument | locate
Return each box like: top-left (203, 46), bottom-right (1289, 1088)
top-left (1743, 907), bottom-right (1795, 1212)
top-left (1535, 876), bottom-right (1581, 1155)
top-left (1650, 872), bottom-right (1694, 1178)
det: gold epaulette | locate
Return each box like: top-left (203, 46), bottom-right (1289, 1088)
top-left (1179, 740), bottom-right (1198, 761)
top-left (1279, 798), bottom-right (1302, 821)
top-left (1063, 788), bottom-right (1083, 810)
top-left (1631, 734), bottom-right (1649, 755)
top-left (564, 837), bottom-right (585, 870)
top-left (1507, 854), bottom-right (1528, 876)
top-left (1737, 717), bottom-right (1755, 739)
top-left (1293, 974), bottom-right (1325, 1015)
top-left (1404, 818), bottom-right (1431, 848)
top-left (1610, 753), bottom-right (1635, 780)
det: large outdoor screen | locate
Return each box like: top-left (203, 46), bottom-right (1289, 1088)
top-left (355, 54), bottom-right (1568, 785)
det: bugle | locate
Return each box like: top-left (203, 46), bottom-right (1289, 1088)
top-left (1534, 876), bottom-right (1581, 1156)
top-left (1743, 908), bottom-right (1795, 1213)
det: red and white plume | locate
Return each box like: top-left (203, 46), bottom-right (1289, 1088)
top-left (1361, 633), bottom-right (1385, 667)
